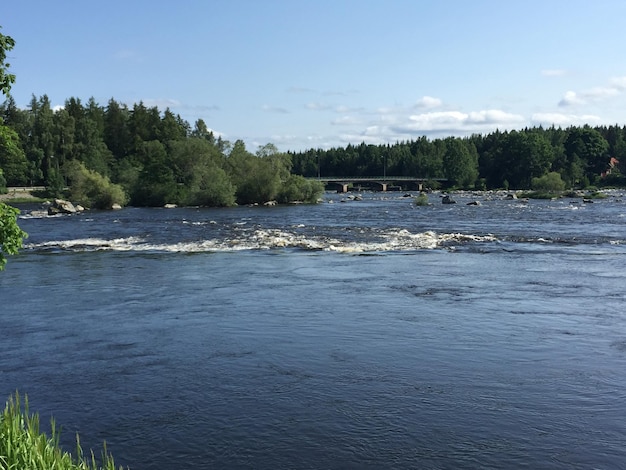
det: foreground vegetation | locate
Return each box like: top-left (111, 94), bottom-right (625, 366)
top-left (0, 201), bottom-right (26, 270)
top-left (0, 392), bottom-right (126, 470)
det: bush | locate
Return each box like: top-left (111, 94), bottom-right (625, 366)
top-left (531, 172), bottom-right (566, 192)
top-left (65, 161), bottom-right (128, 209)
top-left (414, 193), bottom-right (429, 206)
top-left (276, 175), bottom-right (324, 204)
top-left (0, 202), bottom-right (27, 270)
top-left (186, 164), bottom-right (236, 207)
top-left (0, 392), bottom-right (126, 469)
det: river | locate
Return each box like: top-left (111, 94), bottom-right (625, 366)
top-left (1, 190), bottom-right (626, 469)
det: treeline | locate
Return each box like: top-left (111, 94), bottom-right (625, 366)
top-left (0, 95), bottom-right (323, 207)
top-left (290, 125), bottom-right (626, 190)
top-left (2, 94), bottom-right (625, 208)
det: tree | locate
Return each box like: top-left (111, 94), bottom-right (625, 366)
top-left (168, 138), bottom-right (235, 206)
top-left (0, 26), bottom-right (27, 270)
top-left (0, 27), bottom-right (16, 95)
top-left (564, 126), bottom-right (609, 185)
top-left (0, 123), bottom-right (28, 185)
top-left (443, 137), bottom-right (478, 188)
top-left (0, 200), bottom-right (27, 270)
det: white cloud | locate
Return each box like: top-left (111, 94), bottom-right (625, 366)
top-left (541, 69), bottom-right (567, 77)
top-left (306, 102), bottom-right (331, 111)
top-left (403, 109), bottom-right (523, 132)
top-left (466, 109), bottom-right (525, 124)
top-left (261, 104), bottom-right (289, 114)
top-left (559, 91), bottom-right (585, 107)
top-left (415, 96), bottom-right (442, 109)
top-left (584, 86), bottom-right (619, 100)
top-left (531, 112), bottom-right (601, 126)
top-left (559, 77), bottom-right (626, 107)
top-left (332, 115), bottom-right (362, 126)
top-left (143, 98), bottom-right (182, 109)
top-left (609, 76), bottom-right (626, 90)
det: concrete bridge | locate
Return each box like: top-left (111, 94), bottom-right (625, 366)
top-left (308, 176), bottom-right (447, 193)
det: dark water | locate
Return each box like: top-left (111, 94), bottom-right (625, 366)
top-left (2, 191), bottom-right (626, 469)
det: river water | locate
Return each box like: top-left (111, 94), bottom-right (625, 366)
top-left (1, 191), bottom-right (626, 469)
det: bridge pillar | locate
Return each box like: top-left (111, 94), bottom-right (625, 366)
top-left (333, 183), bottom-right (349, 193)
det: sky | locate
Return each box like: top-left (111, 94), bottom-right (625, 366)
top-left (3, 0), bottom-right (626, 152)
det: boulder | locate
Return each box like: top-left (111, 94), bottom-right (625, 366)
top-left (111, 203), bottom-right (122, 210)
top-left (466, 200), bottom-right (481, 206)
top-left (164, 203), bottom-right (177, 209)
top-left (48, 198), bottom-right (77, 215)
top-left (442, 195), bottom-right (456, 204)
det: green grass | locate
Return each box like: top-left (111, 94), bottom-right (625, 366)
top-left (0, 392), bottom-right (126, 470)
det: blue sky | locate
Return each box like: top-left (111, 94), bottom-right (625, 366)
top-left (3, 0), bottom-right (626, 152)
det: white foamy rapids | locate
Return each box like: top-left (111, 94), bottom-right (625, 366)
top-left (25, 237), bottom-right (148, 251)
top-left (327, 230), bottom-right (498, 253)
top-left (25, 230), bottom-right (499, 254)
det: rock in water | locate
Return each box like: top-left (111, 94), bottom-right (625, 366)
top-left (48, 199), bottom-right (77, 215)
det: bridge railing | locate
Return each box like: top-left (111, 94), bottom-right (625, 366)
top-left (307, 176), bottom-right (446, 182)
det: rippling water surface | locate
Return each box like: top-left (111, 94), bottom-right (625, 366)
top-left (2, 191), bottom-right (626, 469)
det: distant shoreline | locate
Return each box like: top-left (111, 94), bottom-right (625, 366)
top-left (0, 187), bottom-right (45, 202)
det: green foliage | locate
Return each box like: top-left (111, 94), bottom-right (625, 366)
top-left (64, 161), bottom-right (128, 209)
top-left (0, 392), bottom-right (126, 469)
top-left (414, 193), bottom-right (429, 206)
top-left (0, 123), bottom-right (28, 185)
top-left (0, 168), bottom-right (6, 193)
top-left (130, 141), bottom-right (179, 206)
top-left (0, 202), bottom-right (27, 270)
top-left (185, 162), bottom-right (236, 207)
top-left (276, 175), bottom-right (324, 203)
top-left (443, 137), bottom-right (478, 188)
top-left (531, 171), bottom-right (566, 192)
top-left (0, 27), bottom-right (16, 96)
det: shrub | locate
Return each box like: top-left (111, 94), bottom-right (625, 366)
top-left (276, 175), bottom-right (324, 204)
top-left (65, 161), bottom-right (128, 209)
top-left (531, 172), bottom-right (566, 192)
top-left (414, 193), bottom-right (429, 206)
top-left (0, 202), bottom-right (27, 270)
top-left (0, 392), bottom-right (126, 469)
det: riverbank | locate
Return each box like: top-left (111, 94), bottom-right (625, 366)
top-left (0, 187), bottom-right (47, 203)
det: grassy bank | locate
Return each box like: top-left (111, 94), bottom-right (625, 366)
top-left (0, 392), bottom-right (126, 470)
top-left (0, 187), bottom-right (50, 204)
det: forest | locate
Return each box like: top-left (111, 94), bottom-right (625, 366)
top-left (0, 95), bottom-right (324, 208)
top-left (1, 94), bottom-right (626, 209)
top-left (290, 124), bottom-right (626, 191)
